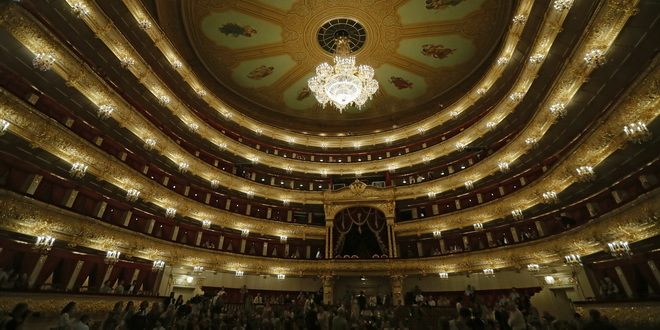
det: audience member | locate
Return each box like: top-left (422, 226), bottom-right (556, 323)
top-left (58, 301), bottom-right (76, 330)
top-left (70, 314), bottom-right (90, 330)
top-left (101, 301), bottom-right (123, 330)
top-left (584, 309), bottom-right (617, 330)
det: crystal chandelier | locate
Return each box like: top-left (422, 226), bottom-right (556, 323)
top-left (433, 231), bottom-right (442, 239)
top-left (623, 121), bottom-right (651, 143)
top-left (308, 36), bottom-right (378, 113)
top-left (277, 274), bottom-right (286, 280)
top-left (483, 269), bottom-right (495, 278)
top-left (69, 162), bottom-right (88, 178)
top-left (0, 119), bottom-right (10, 136)
top-left (438, 272), bottom-right (449, 279)
top-left (125, 189), bottom-right (140, 202)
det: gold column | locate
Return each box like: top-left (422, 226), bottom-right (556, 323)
top-left (390, 274), bottom-right (405, 306)
top-left (325, 219), bottom-right (334, 258)
top-left (321, 275), bottom-right (335, 305)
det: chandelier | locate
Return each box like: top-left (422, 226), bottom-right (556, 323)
top-left (527, 264), bottom-right (540, 273)
top-left (608, 241), bottom-right (632, 258)
top-left (564, 254), bottom-right (582, 267)
top-left (483, 268), bottom-right (495, 278)
top-left (193, 266), bottom-right (204, 275)
top-left (105, 250), bottom-right (121, 265)
top-left (308, 35), bottom-right (378, 112)
top-left (152, 260), bottom-right (165, 272)
top-left (34, 236), bottom-right (55, 254)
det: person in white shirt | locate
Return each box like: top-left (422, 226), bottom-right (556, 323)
top-left (115, 280), bottom-right (125, 294)
top-left (253, 293), bottom-right (263, 304)
top-left (71, 314), bottom-right (90, 330)
top-left (507, 303), bottom-right (526, 330)
top-left (58, 302), bottom-right (76, 330)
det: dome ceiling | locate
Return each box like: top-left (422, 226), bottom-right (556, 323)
top-left (156, 0), bottom-right (513, 134)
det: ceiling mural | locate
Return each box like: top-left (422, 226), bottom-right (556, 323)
top-left (164, 0), bottom-right (512, 133)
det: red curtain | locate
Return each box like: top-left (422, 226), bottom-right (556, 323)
top-left (73, 261), bottom-right (97, 290)
top-left (34, 254), bottom-right (63, 288)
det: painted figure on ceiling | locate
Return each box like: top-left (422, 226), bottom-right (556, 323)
top-left (421, 44), bottom-right (457, 59)
top-left (425, 0), bottom-right (468, 10)
top-left (247, 65), bottom-right (274, 80)
top-left (219, 23), bottom-right (257, 37)
top-left (388, 76), bottom-right (413, 90)
top-left (296, 87), bottom-right (312, 101)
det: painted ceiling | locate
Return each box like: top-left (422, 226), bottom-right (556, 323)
top-left (157, 0), bottom-right (513, 134)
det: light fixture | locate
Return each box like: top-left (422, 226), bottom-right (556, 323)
top-left (285, 137), bottom-right (295, 145)
top-left (34, 236), bottom-right (55, 254)
top-left (32, 53), bottom-right (56, 71)
top-left (280, 236), bottom-right (288, 244)
top-left (623, 122), bottom-right (651, 143)
top-left (165, 208), bottom-right (176, 219)
top-left (512, 14), bottom-right (527, 25)
top-left (254, 128), bottom-right (263, 136)
top-left (527, 264), bottom-right (540, 273)
top-left (97, 104), bottom-right (115, 119)
top-left (144, 138), bottom-right (156, 150)
top-left (353, 142), bottom-right (361, 149)
top-left (464, 181), bottom-right (474, 190)
top-left (120, 56), bottom-right (135, 68)
top-left (417, 127), bottom-right (427, 135)
top-left (308, 34), bottom-right (378, 113)
top-left (320, 169), bottom-right (328, 178)
top-left (387, 165), bottom-right (396, 173)
top-left (202, 220), bottom-right (211, 230)
top-left (498, 162), bottom-right (510, 173)
top-left (152, 260), bottom-right (165, 272)
top-left (477, 88), bottom-right (488, 96)
top-left (564, 254), bottom-right (582, 267)
top-left (486, 122), bottom-right (497, 131)
top-left (584, 49), bottom-right (606, 67)
top-left (473, 223), bottom-right (484, 232)
top-left (576, 166), bottom-right (595, 182)
top-left (509, 93), bottom-right (524, 102)
top-left (69, 162), bottom-right (88, 178)
top-left (246, 191), bottom-right (254, 199)
top-left (105, 250), bottom-right (121, 265)
top-left (542, 191), bottom-right (558, 204)
top-left (544, 276), bottom-right (556, 285)
top-left (193, 266), bottom-right (204, 275)
top-left (428, 192), bottom-right (437, 200)
top-left (185, 276), bottom-right (194, 284)
top-left (449, 111), bottom-right (459, 119)
top-left (483, 269), bottom-right (495, 278)
top-left (320, 142), bottom-right (329, 150)
top-left (608, 241), bottom-right (632, 258)
top-left (172, 60), bottom-right (183, 69)
top-left (0, 119), bottom-right (9, 135)
top-left (277, 274), bottom-right (286, 280)
top-left (525, 137), bottom-right (538, 148)
top-left (282, 199), bottom-right (290, 206)
top-left (512, 209), bottom-right (524, 220)
top-left (196, 90), bottom-right (207, 97)
top-left (241, 229), bottom-right (250, 237)
top-left (497, 57), bottom-right (509, 65)
top-left (438, 272), bottom-right (449, 279)
top-left (210, 180), bottom-right (220, 189)
top-left (125, 189), bottom-right (140, 202)
top-left (248, 156), bottom-right (259, 164)
top-left (455, 142), bottom-right (466, 151)
top-left (138, 19), bottom-right (152, 30)
top-left (285, 166), bottom-right (293, 174)
top-left (385, 137), bottom-right (393, 145)
top-left (235, 270), bottom-right (244, 277)
top-left (553, 0), bottom-right (573, 11)
top-left (549, 103), bottom-right (566, 118)
top-left (433, 231), bottom-right (442, 239)
top-left (71, 2), bottom-right (90, 18)
top-left (178, 162), bottom-right (189, 173)
top-left (158, 95), bottom-right (170, 105)
top-left (188, 123), bottom-right (199, 132)
top-left (218, 142), bottom-right (227, 149)
top-left (529, 54), bottom-right (544, 64)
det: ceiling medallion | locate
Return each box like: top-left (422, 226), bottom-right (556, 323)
top-left (308, 19), bottom-right (378, 113)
